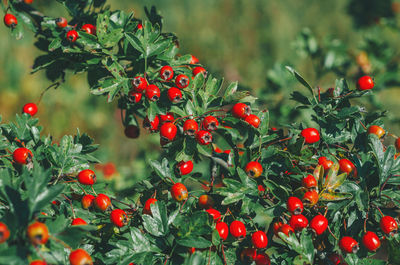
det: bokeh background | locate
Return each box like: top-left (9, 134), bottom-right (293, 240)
top-left (1, 0), bottom-right (400, 188)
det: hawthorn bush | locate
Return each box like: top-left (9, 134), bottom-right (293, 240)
top-left (1, 0), bottom-right (400, 265)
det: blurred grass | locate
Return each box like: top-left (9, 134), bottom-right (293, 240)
top-left (0, 0), bottom-right (399, 186)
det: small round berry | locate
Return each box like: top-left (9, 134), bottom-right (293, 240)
top-left (0, 222), bottom-right (10, 243)
top-left (124, 125), bottom-right (140, 139)
top-left (196, 130), bottom-right (212, 145)
top-left (77, 169), bottom-right (96, 186)
top-left (245, 161), bottom-right (263, 178)
top-left (30, 261), bottom-right (46, 265)
top-left (202, 116), bottom-right (219, 131)
top-left (94, 194), bottom-right (111, 211)
top-left (69, 249), bottom-right (93, 265)
top-left (245, 114), bottom-right (260, 128)
top-left (27, 221), bottom-right (49, 245)
top-left (255, 253), bottom-right (271, 265)
top-left (339, 236), bottom-right (359, 253)
top-left (198, 194), bottom-right (214, 209)
top-left (71, 218), bottom-right (87, 226)
top-left (216, 222), bottom-right (229, 240)
top-left (273, 222), bottom-right (283, 236)
top-left (286, 197), bottom-right (304, 215)
top-left (310, 215), bottom-right (328, 235)
top-left (252, 231), bottom-right (268, 248)
top-left (278, 224), bottom-right (295, 236)
top-left (167, 87), bottom-right (182, 103)
top-left (143, 198), bottom-right (157, 215)
top-left (339, 158), bottom-right (357, 178)
top-left (367, 125), bottom-right (385, 139)
top-left (318, 156), bottom-right (333, 171)
top-left (4, 14), bottom-right (17, 28)
top-left (131, 76), bottom-right (147, 92)
top-left (380, 216), bottom-right (398, 235)
top-left (232, 103), bottom-right (251, 119)
top-left (302, 174), bottom-right (317, 190)
top-left (193, 66), bottom-right (207, 78)
top-left (145, 84), bottom-right (160, 101)
top-left (24, 0), bottom-right (34, 4)
top-left (13, 147), bottom-right (33, 164)
top-left (81, 24), bottom-right (96, 35)
top-left (56, 17), bottom-right (67, 28)
top-left (110, 209), bottom-right (129, 227)
top-left (143, 115), bottom-right (160, 132)
top-left (66, 30), bottom-right (79, 42)
top-left (362, 231), bottom-right (381, 252)
top-left (159, 113), bottom-right (174, 124)
top-left (301, 128), bottom-right (320, 144)
top-left (302, 190), bottom-right (319, 206)
top-left (190, 55), bottom-right (199, 65)
top-left (170, 183), bottom-right (188, 202)
top-left (160, 65), bottom-right (174, 81)
top-left (175, 74), bottom-right (190, 89)
top-left (128, 91), bottom-right (142, 103)
top-left (137, 23), bottom-right (143, 30)
top-left (289, 214), bottom-right (308, 231)
top-left (23, 103), bottom-right (38, 116)
top-left (357, 75), bottom-right (374, 91)
top-left (229, 220), bottom-right (246, 238)
top-left (160, 122), bottom-right (177, 142)
top-left (206, 208), bottom-right (221, 223)
top-left (81, 194), bottom-right (95, 209)
top-left (176, 161), bottom-right (193, 175)
top-left (183, 119), bottom-right (199, 136)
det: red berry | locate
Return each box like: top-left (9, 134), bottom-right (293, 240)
top-left (72, 218), bottom-right (87, 226)
top-left (328, 253), bottom-right (343, 265)
top-left (81, 194), bottom-right (95, 209)
top-left (190, 55), bottom-right (199, 65)
top-left (110, 209), bottom-right (129, 227)
top-left (287, 197), bottom-right (304, 215)
top-left (27, 221), bottom-right (49, 245)
top-left (176, 161), bottom-right (193, 175)
top-left (367, 125), bottom-right (385, 139)
top-left (339, 236), bottom-right (359, 253)
top-left (0, 222), bottom-right (10, 243)
top-left (69, 249), bottom-right (93, 265)
top-left (395, 138), bottom-right (400, 152)
top-left (145, 84), bottom-right (160, 101)
top-left (183, 119), bottom-right (199, 136)
top-left (160, 122), bottom-right (177, 142)
top-left (159, 112), bottom-right (174, 124)
top-left (4, 14), bottom-right (17, 27)
top-left (198, 194), bottom-right (214, 209)
top-left (23, 103), bottom-right (38, 116)
top-left (380, 216), bottom-right (398, 235)
top-left (302, 190), bottom-right (319, 206)
top-left (81, 24), bottom-right (96, 35)
top-left (278, 224), bottom-right (294, 236)
top-left (13, 147), bottom-right (33, 164)
top-left (77, 169), bottom-right (96, 186)
top-left (167, 87), bottom-right (183, 103)
top-left (362, 231), bottom-right (381, 252)
top-left (258, 184), bottom-right (266, 192)
top-left (318, 156), bottom-right (333, 171)
top-left (124, 125), bottom-right (140, 139)
top-left (30, 261), bottom-right (46, 265)
top-left (273, 222), bottom-right (283, 236)
top-left (202, 116), bottom-right (219, 131)
top-left (301, 128), bottom-right (320, 144)
top-left (339, 158), bottom-right (357, 178)
top-left (160, 65), bottom-right (174, 81)
top-left (245, 161), bottom-right (263, 178)
top-left (24, 0), bottom-right (34, 4)
top-left (255, 253), bottom-right (271, 265)
top-left (56, 17), bottom-right (67, 28)
top-left (302, 174), bottom-right (317, 190)
top-left (66, 30), bottom-right (79, 42)
top-left (137, 23), bottom-right (143, 30)
top-left (240, 248), bottom-right (257, 262)
top-left (206, 208), bottom-right (221, 223)
top-left (196, 130), bottom-right (212, 145)
top-left (289, 214), bottom-right (308, 231)
top-left (94, 194), bottom-right (111, 211)
top-left (252, 231), bottom-right (268, 248)
top-left (245, 114), bottom-right (260, 128)
top-left (357, 75), bottom-right (374, 91)
top-left (143, 115), bottom-right (160, 132)
top-left (131, 76), bottom-right (147, 92)
top-left (128, 91), bottom-right (142, 103)
top-left (232, 103), bottom-right (251, 119)
top-left (310, 215), bottom-right (328, 235)
top-left (143, 198), bottom-right (157, 215)
top-left (230, 220), bottom-right (246, 238)
top-left (175, 74), bottom-right (190, 89)
top-left (171, 183), bottom-right (188, 202)
top-left (193, 66), bottom-right (207, 78)
top-left (216, 222), bottom-right (228, 240)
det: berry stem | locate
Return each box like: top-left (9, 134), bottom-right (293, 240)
top-left (49, 235), bottom-right (72, 250)
top-left (221, 243), bottom-right (227, 265)
top-left (62, 194), bottom-right (76, 219)
top-left (110, 197), bottom-right (135, 209)
top-left (327, 225), bottom-right (338, 241)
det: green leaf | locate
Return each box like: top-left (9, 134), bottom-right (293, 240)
top-left (285, 66), bottom-right (314, 96)
top-left (223, 81), bottom-right (238, 99)
top-left (177, 236), bottom-right (212, 248)
top-left (125, 33), bottom-right (144, 53)
top-left (319, 190), bottom-right (352, 201)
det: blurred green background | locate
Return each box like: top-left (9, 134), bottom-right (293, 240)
top-left (1, 0), bottom-right (399, 188)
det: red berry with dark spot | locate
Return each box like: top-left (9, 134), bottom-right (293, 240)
top-left (160, 122), bottom-right (177, 142)
top-left (301, 128), bottom-right (320, 144)
top-left (159, 112), bottom-right (174, 124)
top-left (245, 114), bottom-right (260, 128)
top-left (131, 76), bottom-right (147, 92)
top-left (171, 183), bottom-right (188, 202)
top-left (380, 216), bottom-right (398, 235)
top-left (202, 116), bottom-right (219, 131)
top-left (167, 87), bottom-right (182, 103)
top-left (362, 231), bottom-right (381, 252)
top-left (94, 194), bottom-right (111, 211)
top-left (66, 30), bottom-right (79, 42)
top-left (252, 231), bottom-right (268, 248)
top-left (302, 174), bottom-right (317, 190)
top-left (143, 198), bottom-right (157, 215)
top-left (245, 161), bottom-right (263, 178)
top-left (0, 222), bottom-right (10, 243)
top-left (193, 66), bottom-right (207, 78)
top-left (310, 215), bottom-right (328, 235)
top-left (143, 115), bottom-right (159, 132)
top-left (27, 221), bottom-right (49, 245)
top-left (176, 161), bottom-right (193, 175)
top-left (339, 236), bottom-right (359, 253)
top-left (206, 208), bottom-right (221, 222)
top-left (357, 75), bottom-right (374, 91)
top-left (13, 147), bottom-right (33, 165)
top-left (287, 197), bottom-right (304, 215)
top-left (368, 125), bottom-right (385, 139)
top-left (81, 194), bottom-right (95, 209)
top-left (232, 103), bottom-right (251, 119)
top-left (72, 218), bottom-right (87, 226)
top-left (318, 156), bottom-right (333, 171)
top-left (128, 91), bottom-right (142, 103)
top-left (328, 254), bottom-right (343, 265)
top-left (339, 158), bottom-right (357, 178)
top-left (124, 125), bottom-right (140, 139)
top-left (160, 65), bottom-right (174, 81)
top-left (145, 84), bottom-right (160, 101)
top-left (278, 224), bottom-right (294, 236)
top-left (110, 209), bottom-right (129, 227)
top-left (230, 220), bottom-right (246, 238)
top-left (216, 222), bottom-right (228, 240)
top-left (183, 119), bottom-right (199, 136)
top-left (196, 130), bottom-right (212, 145)
top-left (23, 103), bottom-right (38, 116)
top-left (77, 169), bottom-right (96, 186)
top-left (255, 253), bottom-right (271, 265)
top-left (4, 14), bottom-right (17, 27)
top-left (81, 24), bottom-right (96, 35)
top-left (289, 214), bottom-right (308, 231)
top-left (302, 190), bottom-right (319, 206)
top-left (175, 74), bottom-right (190, 89)
top-left (56, 17), bottom-right (67, 28)
top-left (69, 249), bottom-right (93, 265)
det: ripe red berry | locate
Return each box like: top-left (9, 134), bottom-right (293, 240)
top-left (77, 169), bottom-right (96, 186)
top-left (380, 216), bottom-right (398, 235)
top-left (357, 75), bottom-right (374, 91)
top-left (287, 197), bottom-right (304, 215)
top-left (232, 103), bottom-right (251, 119)
top-left (190, 55), bottom-right (199, 64)
top-left (81, 194), bottom-right (95, 209)
top-left (176, 161), bottom-right (193, 175)
top-left (81, 24), bottom-right (96, 35)
top-left (0, 222), bottom-right (10, 243)
top-left (328, 253), bottom-right (343, 265)
top-left (159, 112), bottom-right (174, 124)
top-left (193, 66), bottom-right (207, 78)
top-left (69, 249), bottom-right (93, 265)
top-left (245, 114), bottom-right (260, 128)
top-left (160, 122), bottom-right (177, 142)
top-left (216, 222), bottom-right (229, 240)
top-left (339, 236), bottom-right (359, 253)
top-left (56, 17), bottom-right (67, 28)
top-left (183, 119), bottom-right (199, 136)
top-left (302, 190), bottom-right (319, 206)
top-left (167, 87), bottom-right (183, 103)
top-left (198, 194), bottom-right (214, 209)
top-left (255, 253), bottom-right (271, 265)
top-left (137, 23), bottom-right (143, 30)
top-left (289, 214), bottom-right (308, 231)
top-left (252, 231), bottom-right (268, 248)
top-left (160, 65), bottom-right (174, 81)
top-left (395, 138), bottom-right (400, 152)
top-left (131, 76), bottom-right (147, 92)
top-left (175, 74), bottom-right (190, 89)
top-left (128, 91), bottom-right (142, 103)
top-left (339, 158), bottom-right (357, 178)
top-left (4, 14), bottom-right (17, 27)
top-left (143, 115), bottom-right (160, 132)
top-left (24, 0), bottom-right (34, 4)
top-left (196, 130), bottom-right (212, 145)
top-left (23, 103), bottom-right (38, 116)
top-left (245, 161), bottom-right (263, 178)
top-left (124, 125), bottom-right (140, 139)
top-left (310, 215), bottom-right (328, 235)
top-left (145, 84), bottom-right (160, 101)
top-left (143, 198), bottom-right (157, 215)
top-left (278, 224), bottom-right (294, 236)
top-left (66, 30), bottom-right (79, 42)
top-left (171, 183), bottom-right (188, 202)
top-left (273, 222), bottom-right (283, 236)
top-left (206, 208), bottom-right (221, 222)
top-left (72, 218), bottom-right (87, 226)
top-left (258, 184), bottom-right (266, 192)
top-left (367, 125), bottom-right (385, 139)
top-left (13, 147), bottom-right (33, 164)
top-left (94, 194), bottom-right (111, 211)
top-left (30, 260), bottom-right (46, 265)
top-left (202, 116), bottom-right (219, 131)
top-left (301, 175), bottom-right (317, 190)
top-left (230, 220), bottom-right (246, 238)
top-left (318, 156), bottom-right (333, 171)
top-left (110, 209), bottom-right (129, 227)
top-left (27, 221), bottom-right (49, 245)
top-left (362, 231), bottom-right (381, 252)
top-left (301, 128), bottom-right (320, 144)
